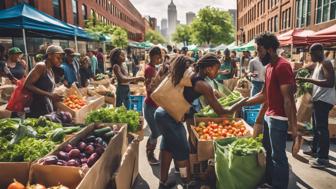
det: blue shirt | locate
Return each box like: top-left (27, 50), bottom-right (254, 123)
top-left (61, 62), bottom-right (77, 86)
top-left (90, 56), bottom-right (98, 76)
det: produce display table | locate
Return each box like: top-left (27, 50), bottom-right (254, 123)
top-left (191, 117), bottom-right (253, 161)
top-left (57, 95), bottom-right (105, 124)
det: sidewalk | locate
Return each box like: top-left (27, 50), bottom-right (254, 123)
top-left (134, 125), bottom-right (336, 189)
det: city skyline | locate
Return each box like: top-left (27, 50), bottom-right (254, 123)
top-left (130, 0), bottom-right (236, 25)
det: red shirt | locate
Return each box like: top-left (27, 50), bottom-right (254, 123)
top-left (144, 64), bottom-right (158, 108)
top-left (265, 57), bottom-right (295, 117)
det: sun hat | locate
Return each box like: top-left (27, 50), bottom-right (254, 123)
top-left (46, 45), bottom-right (64, 54)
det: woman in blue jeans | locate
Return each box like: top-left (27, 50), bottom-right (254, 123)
top-left (144, 46), bottom-right (164, 165)
top-left (297, 43), bottom-right (336, 168)
top-left (154, 54), bottom-right (245, 188)
top-left (110, 48), bottom-right (144, 108)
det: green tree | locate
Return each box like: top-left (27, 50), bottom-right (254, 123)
top-left (172, 25), bottom-right (192, 46)
top-left (85, 17), bottom-right (115, 39)
top-left (145, 29), bottom-right (166, 44)
top-left (112, 27), bottom-right (128, 48)
top-left (191, 6), bottom-right (234, 46)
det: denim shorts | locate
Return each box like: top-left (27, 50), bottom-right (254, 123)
top-left (154, 107), bottom-right (189, 161)
top-left (144, 103), bottom-right (161, 139)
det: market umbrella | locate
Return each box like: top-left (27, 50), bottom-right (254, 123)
top-left (277, 28), bottom-right (315, 46)
top-left (139, 41), bottom-right (154, 49)
top-left (187, 44), bottom-right (198, 51)
top-left (235, 40), bottom-right (256, 52)
top-left (227, 42), bottom-right (238, 50)
top-left (214, 44), bottom-right (227, 51)
top-left (307, 25), bottom-right (336, 44)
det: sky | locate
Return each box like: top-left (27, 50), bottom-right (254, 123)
top-left (130, 0), bottom-right (236, 26)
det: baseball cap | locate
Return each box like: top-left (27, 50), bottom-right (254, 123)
top-left (46, 45), bottom-right (64, 54)
top-left (8, 47), bottom-right (23, 55)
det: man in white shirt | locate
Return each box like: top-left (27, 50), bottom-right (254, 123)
top-left (248, 55), bottom-right (265, 96)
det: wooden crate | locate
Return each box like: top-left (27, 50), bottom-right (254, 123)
top-left (191, 117), bottom-right (253, 161)
top-left (57, 96), bottom-right (105, 124)
top-left (329, 118), bottom-right (336, 138)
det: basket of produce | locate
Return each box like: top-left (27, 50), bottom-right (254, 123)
top-left (190, 118), bottom-right (253, 161)
top-left (86, 107), bottom-right (142, 134)
top-left (31, 123), bottom-right (127, 189)
top-left (7, 180), bottom-right (70, 189)
top-left (0, 117), bottom-right (82, 189)
top-left (91, 74), bottom-right (110, 87)
top-left (195, 91), bottom-right (243, 118)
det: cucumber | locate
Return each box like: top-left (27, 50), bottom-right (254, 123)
top-left (94, 127), bottom-right (112, 137)
top-left (103, 131), bottom-right (115, 141)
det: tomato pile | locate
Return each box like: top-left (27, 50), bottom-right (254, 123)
top-left (193, 120), bottom-right (249, 141)
top-left (63, 95), bottom-right (86, 110)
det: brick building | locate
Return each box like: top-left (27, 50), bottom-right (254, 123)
top-left (0, 0), bottom-right (145, 41)
top-left (237, 0), bottom-right (336, 45)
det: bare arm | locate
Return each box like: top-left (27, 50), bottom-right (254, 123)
top-left (244, 85), bottom-right (266, 106)
top-left (299, 61), bottom-right (334, 88)
top-left (113, 64), bottom-right (143, 83)
top-left (281, 84), bottom-right (297, 137)
top-left (194, 80), bottom-right (239, 116)
top-left (24, 63), bottom-right (51, 98)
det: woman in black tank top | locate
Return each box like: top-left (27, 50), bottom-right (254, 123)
top-left (110, 48), bottom-right (144, 108)
top-left (24, 45), bottom-right (65, 118)
top-left (155, 54), bottom-right (247, 188)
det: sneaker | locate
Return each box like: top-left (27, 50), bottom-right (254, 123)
top-left (182, 180), bottom-right (197, 189)
top-left (257, 183), bottom-right (272, 189)
top-left (310, 158), bottom-right (329, 168)
top-left (147, 150), bottom-right (160, 165)
top-left (159, 180), bottom-right (177, 189)
top-left (303, 150), bottom-right (317, 157)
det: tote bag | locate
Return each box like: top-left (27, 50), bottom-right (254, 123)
top-left (151, 67), bottom-right (194, 122)
top-left (6, 78), bottom-right (32, 112)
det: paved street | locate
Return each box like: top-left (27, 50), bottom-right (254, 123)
top-left (134, 125), bottom-right (336, 189)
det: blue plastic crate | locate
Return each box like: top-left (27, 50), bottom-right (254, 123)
top-left (129, 95), bottom-right (144, 114)
top-left (242, 107), bottom-right (261, 126)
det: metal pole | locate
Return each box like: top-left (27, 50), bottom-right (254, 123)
top-left (22, 28), bottom-right (29, 64)
top-left (75, 35), bottom-right (78, 52)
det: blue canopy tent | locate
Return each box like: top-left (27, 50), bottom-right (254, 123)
top-left (0, 4), bottom-right (91, 58)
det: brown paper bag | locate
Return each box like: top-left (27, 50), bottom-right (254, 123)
top-left (223, 78), bottom-right (239, 91)
top-left (296, 93), bottom-right (313, 124)
top-left (151, 68), bottom-right (193, 122)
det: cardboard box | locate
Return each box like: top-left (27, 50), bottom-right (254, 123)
top-left (111, 134), bottom-right (140, 189)
top-left (329, 118), bottom-right (336, 139)
top-left (57, 95), bottom-right (105, 123)
top-left (0, 104), bottom-right (11, 118)
top-left (192, 117), bottom-right (253, 161)
top-left (30, 123), bottom-right (127, 189)
top-left (0, 162), bottom-right (31, 189)
top-left (105, 96), bottom-right (116, 106)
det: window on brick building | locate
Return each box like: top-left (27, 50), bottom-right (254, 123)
top-left (316, 0), bottom-right (336, 23)
top-left (82, 4), bottom-right (87, 21)
top-left (72, 0), bottom-right (78, 25)
top-left (274, 15), bottom-right (278, 32)
top-left (296, 0), bottom-right (311, 27)
top-left (52, 0), bottom-right (61, 20)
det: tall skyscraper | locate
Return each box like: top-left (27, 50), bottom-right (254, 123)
top-left (161, 18), bottom-right (168, 38)
top-left (186, 12), bottom-right (196, 25)
top-left (168, 0), bottom-right (177, 38)
top-left (228, 9), bottom-right (237, 28)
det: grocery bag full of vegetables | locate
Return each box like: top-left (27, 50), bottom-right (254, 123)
top-left (214, 136), bottom-right (265, 189)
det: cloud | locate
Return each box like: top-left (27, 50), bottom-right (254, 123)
top-left (130, 0), bottom-right (236, 25)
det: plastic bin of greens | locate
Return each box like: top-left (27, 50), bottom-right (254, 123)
top-left (129, 95), bottom-right (144, 114)
top-left (242, 105), bottom-right (261, 126)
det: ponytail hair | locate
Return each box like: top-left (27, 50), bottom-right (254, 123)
top-left (171, 55), bottom-right (194, 86)
top-left (195, 53), bottom-right (220, 72)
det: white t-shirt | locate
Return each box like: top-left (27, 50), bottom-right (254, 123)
top-left (248, 57), bottom-right (265, 82)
